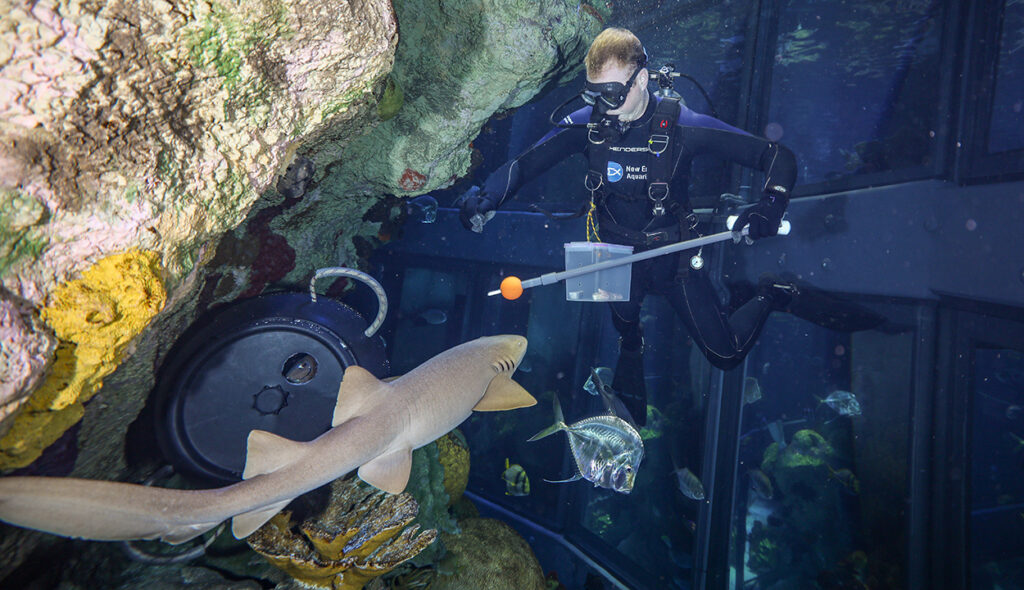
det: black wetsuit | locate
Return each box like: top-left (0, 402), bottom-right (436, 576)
top-left (481, 95), bottom-right (797, 375)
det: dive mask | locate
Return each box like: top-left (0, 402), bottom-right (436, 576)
top-left (581, 64), bottom-right (645, 113)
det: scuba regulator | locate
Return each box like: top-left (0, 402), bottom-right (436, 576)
top-left (549, 60), bottom-right (718, 144)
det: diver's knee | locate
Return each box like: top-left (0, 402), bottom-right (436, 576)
top-left (705, 352), bottom-right (743, 371)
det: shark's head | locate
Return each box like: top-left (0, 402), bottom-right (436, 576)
top-left (479, 334), bottom-right (528, 375)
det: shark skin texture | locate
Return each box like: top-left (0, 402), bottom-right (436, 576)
top-left (0, 335), bottom-right (534, 544)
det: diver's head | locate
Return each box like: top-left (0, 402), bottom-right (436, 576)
top-left (584, 28), bottom-right (649, 121)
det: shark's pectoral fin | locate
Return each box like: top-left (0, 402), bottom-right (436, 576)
top-left (231, 499), bottom-right (293, 539)
top-left (357, 447), bottom-right (413, 494)
top-left (242, 430), bottom-right (307, 480)
top-left (473, 375), bottom-right (537, 411)
top-left (333, 365), bottom-right (384, 427)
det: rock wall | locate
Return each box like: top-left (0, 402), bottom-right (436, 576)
top-left (0, 0), bottom-right (602, 579)
top-left (0, 0), bottom-right (400, 468)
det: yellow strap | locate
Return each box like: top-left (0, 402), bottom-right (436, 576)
top-left (586, 197), bottom-right (601, 242)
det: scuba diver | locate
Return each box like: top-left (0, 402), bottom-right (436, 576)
top-left (459, 28), bottom-right (879, 425)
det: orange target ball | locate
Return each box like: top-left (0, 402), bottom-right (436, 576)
top-left (500, 276), bottom-right (524, 300)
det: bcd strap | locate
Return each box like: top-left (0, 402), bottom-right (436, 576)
top-left (584, 96), bottom-right (682, 215)
top-left (647, 96), bottom-right (680, 189)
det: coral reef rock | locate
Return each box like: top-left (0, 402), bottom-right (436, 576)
top-left (437, 429), bottom-right (470, 506)
top-left (433, 518), bottom-right (545, 590)
top-left (247, 476), bottom-right (438, 590)
top-left (0, 0), bottom-right (398, 471)
top-left (0, 249), bottom-right (165, 469)
top-left (1, 0), bottom-right (399, 304)
top-left (266, 0), bottom-right (602, 281)
top-left (0, 290), bottom-right (56, 439)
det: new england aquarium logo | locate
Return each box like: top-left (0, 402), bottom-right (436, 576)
top-left (607, 161), bottom-right (623, 183)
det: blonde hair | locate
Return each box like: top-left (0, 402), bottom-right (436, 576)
top-left (585, 28), bottom-right (646, 78)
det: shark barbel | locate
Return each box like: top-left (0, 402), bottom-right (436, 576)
top-left (0, 335), bottom-right (535, 543)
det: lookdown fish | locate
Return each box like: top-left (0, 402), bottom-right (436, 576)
top-left (583, 367), bottom-right (614, 397)
top-left (819, 390), bottom-right (862, 417)
top-left (0, 335), bottom-right (535, 543)
top-left (528, 368), bottom-right (644, 494)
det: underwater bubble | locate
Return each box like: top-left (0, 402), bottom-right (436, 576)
top-left (966, 218), bottom-right (977, 231)
top-left (764, 122), bottom-right (784, 141)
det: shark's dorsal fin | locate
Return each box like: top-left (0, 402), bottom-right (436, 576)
top-left (231, 499), bottom-right (293, 539)
top-left (242, 430), bottom-right (306, 480)
top-left (473, 375), bottom-right (537, 411)
top-left (357, 447), bottom-right (413, 494)
top-left (332, 365), bottom-right (384, 427)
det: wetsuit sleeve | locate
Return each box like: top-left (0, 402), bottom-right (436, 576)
top-left (480, 109), bottom-right (590, 208)
top-left (678, 125), bottom-right (797, 194)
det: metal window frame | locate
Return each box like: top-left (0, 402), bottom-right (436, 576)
top-left (957, 0), bottom-right (1024, 182)
top-left (932, 302), bottom-right (1024, 589)
top-left (737, 0), bottom-right (962, 199)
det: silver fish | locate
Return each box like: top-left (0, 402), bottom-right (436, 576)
top-left (819, 390), bottom-right (862, 416)
top-left (528, 391), bottom-right (644, 494)
top-left (415, 308), bottom-right (448, 326)
top-left (749, 469), bottom-right (773, 499)
top-left (584, 367), bottom-right (614, 397)
top-left (767, 419), bottom-right (786, 449)
top-left (673, 466), bottom-right (705, 500)
top-left (743, 377), bottom-right (763, 405)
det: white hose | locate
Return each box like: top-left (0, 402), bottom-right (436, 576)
top-left (309, 267), bottom-right (388, 337)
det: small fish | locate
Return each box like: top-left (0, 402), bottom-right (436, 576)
top-left (528, 392), bottom-right (644, 494)
top-left (827, 465), bottom-right (860, 495)
top-left (586, 367), bottom-right (637, 427)
top-left (584, 367), bottom-right (614, 396)
top-left (1008, 405), bottom-right (1022, 420)
top-left (1009, 432), bottom-right (1024, 452)
top-left (517, 356), bottom-right (533, 373)
top-left (673, 467), bottom-right (705, 501)
top-left (414, 308), bottom-right (448, 326)
top-left (818, 390), bottom-right (862, 417)
top-left (502, 458), bottom-right (530, 496)
top-left (767, 419), bottom-right (786, 449)
top-left (743, 377), bottom-right (763, 405)
top-left (405, 194), bottom-right (438, 223)
top-left (749, 469), bottom-right (773, 499)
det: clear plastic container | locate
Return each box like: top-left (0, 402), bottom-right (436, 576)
top-left (563, 242), bottom-right (633, 302)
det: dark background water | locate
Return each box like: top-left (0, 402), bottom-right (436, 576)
top-left (372, 1), bottom-right (1024, 589)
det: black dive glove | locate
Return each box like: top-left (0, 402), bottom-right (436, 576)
top-left (457, 186), bottom-right (498, 232)
top-left (733, 188), bottom-right (788, 240)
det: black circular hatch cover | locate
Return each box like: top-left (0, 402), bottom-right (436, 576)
top-left (152, 293), bottom-right (388, 484)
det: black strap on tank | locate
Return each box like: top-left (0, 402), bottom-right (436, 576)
top-left (646, 97), bottom-right (681, 215)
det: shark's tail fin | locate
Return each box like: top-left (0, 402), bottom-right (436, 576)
top-left (527, 394), bottom-right (567, 441)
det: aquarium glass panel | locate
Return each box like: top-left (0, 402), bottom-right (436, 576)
top-left (568, 293), bottom-right (707, 587)
top-left (988, 0), bottom-right (1024, 154)
top-left (387, 267), bottom-right (472, 373)
top-left (728, 305), bottom-right (913, 588)
top-left (463, 279), bottom-right (583, 525)
top-left (767, 0), bottom-right (943, 185)
top-left (633, 0), bottom-right (758, 203)
top-left (970, 347), bottom-right (1024, 588)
